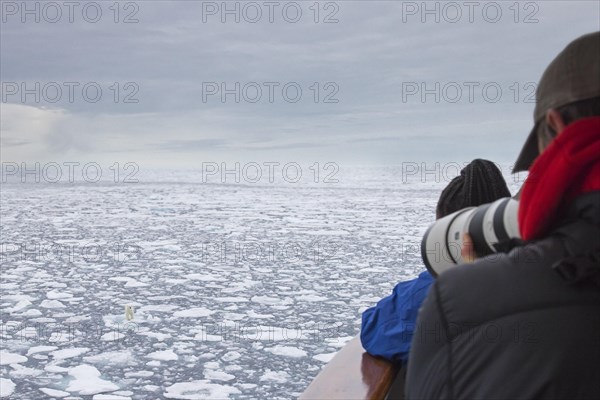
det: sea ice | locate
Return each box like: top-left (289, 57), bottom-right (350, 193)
top-left (186, 274), bottom-right (226, 282)
top-left (40, 300), bottom-right (66, 309)
top-left (44, 363), bottom-right (70, 373)
top-left (221, 351), bottom-right (241, 362)
top-left (100, 331), bottom-right (126, 342)
top-left (0, 378), bottom-right (16, 397)
top-left (112, 390), bottom-right (134, 396)
top-left (92, 394), bottom-right (131, 400)
top-left (1, 167), bottom-right (446, 398)
top-left (125, 280), bottom-right (149, 288)
top-left (265, 345), bottom-right (308, 358)
top-left (65, 364), bottom-right (119, 395)
top-left (297, 294), bottom-right (328, 302)
top-left (39, 388), bottom-right (70, 398)
top-left (214, 297), bottom-right (249, 303)
top-left (124, 371), bottom-right (154, 378)
top-left (20, 309), bottom-right (42, 317)
top-left (164, 381), bottom-right (241, 399)
top-left (50, 348), bottom-right (90, 360)
top-left (146, 350), bottom-right (178, 361)
top-left (0, 351), bottom-right (27, 365)
top-left (204, 369), bottom-right (235, 382)
top-left (27, 346), bottom-right (58, 356)
top-left (139, 331), bottom-right (172, 341)
top-left (47, 290), bottom-right (73, 300)
top-left (173, 308), bottom-right (214, 318)
top-left (8, 364), bottom-right (43, 378)
top-left (251, 296), bottom-right (293, 305)
top-left (246, 310), bottom-right (273, 319)
top-left (83, 350), bottom-right (135, 366)
top-left (8, 300), bottom-right (32, 313)
top-left (139, 304), bottom-right (179, 312)
top-left (260, 370), bottom-right (290, 384)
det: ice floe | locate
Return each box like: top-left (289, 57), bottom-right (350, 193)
top-left (8, 364), bottom-right (44, 379)
top-left (92, 394), bottom-right (131, 400)
top-left (164, 381), bottom-right (241, 399)
top-left (260, 369), bottom-right (290, 384)
top-left (265, 345), bottom-right (307, 358)
top-left (50, 348), bottom-right (90, 360)
top-left (83, 350), bottom-right (136, 366)
top-left (146, 349), bottom-right (178, 361)
top-left (204, 369), bottom-right (235, 382)
top-left (40, 300), bottom-right (66, 309)
top-left (27, 346), bottom-right (59, 355)
top-left (39, 388), bottom-right (70, 398)
top-left (65, 364), bottom-right (119, 395)
top-left (0, 378), bottom-right (16, 397)
top-left (173, 307), bottom-right (214, 318)
top-left (0, 351), bottom-right (27, 365)
top-left (221, 351), bottom-right (241, 362)
top-left (47, 290), bottom-right (73, 300)
top-left (7, 299), bottom-right (32, 313)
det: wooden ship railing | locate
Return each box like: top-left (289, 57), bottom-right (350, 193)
top-left (299, 337), bottom-right (404, 400)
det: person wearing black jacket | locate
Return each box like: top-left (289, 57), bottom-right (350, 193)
top-left (405, 32), bottom-right (600, 399)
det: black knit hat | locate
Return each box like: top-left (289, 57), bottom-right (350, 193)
top-left (436, 159), bottom-right (511, 218)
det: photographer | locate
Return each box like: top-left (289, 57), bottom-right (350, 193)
top-left (360, 159), bottom-right (510, 364)
top-left (406, 32), bottom-right (600, 399)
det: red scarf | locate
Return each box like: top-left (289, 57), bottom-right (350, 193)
top-left (519, 117), bottom-right (600, 241)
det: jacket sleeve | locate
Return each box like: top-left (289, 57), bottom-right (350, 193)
top-left (360, 271), bottom-right (434, 364)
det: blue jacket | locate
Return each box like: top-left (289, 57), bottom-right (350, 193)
top-left (360, 271), bottom-right (434, 364)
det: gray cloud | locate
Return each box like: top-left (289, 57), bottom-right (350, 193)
top-left (0, 137), bottom-right (30, 147)
top-left (1, 1), bottom-right (598, 166)
top-left (159, 138), bottom-right (231, 151)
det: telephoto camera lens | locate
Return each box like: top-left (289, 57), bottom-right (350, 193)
top-left (421, 198), bottom-right (520, 276)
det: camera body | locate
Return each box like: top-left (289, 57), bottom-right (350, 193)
top-left (421, 197), bottom-right (521, 276)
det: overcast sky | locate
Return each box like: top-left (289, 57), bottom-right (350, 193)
top-left (1, 1), bottom-right (599, 168)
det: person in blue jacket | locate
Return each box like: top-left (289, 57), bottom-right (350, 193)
top-left (360, 159), bottom-right (511, 364)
